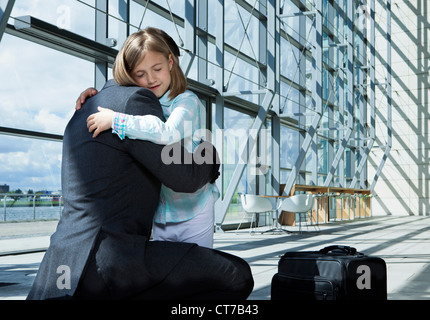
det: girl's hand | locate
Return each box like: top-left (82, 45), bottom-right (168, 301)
top-left (87, 107), bottom-right (115, 138)
top-left (76, 87), bottom-right (98, 110)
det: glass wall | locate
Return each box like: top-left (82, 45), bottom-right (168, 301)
top-left (0, 0), bottom-right (378, 227)
top-left (0, 33), bottom-right (93, 193)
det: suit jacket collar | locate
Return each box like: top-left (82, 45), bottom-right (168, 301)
top-left (103, 79), bottom-right (119, 89)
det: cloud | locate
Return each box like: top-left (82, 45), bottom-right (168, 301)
top-left (0, 135), bottom-right (62, 191)
top-left (0, 1), bottom-right (95, 192)
top-left (12, 0), bottom-right (95, 39)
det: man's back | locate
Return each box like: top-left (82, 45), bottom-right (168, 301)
top-left (61, 80), bottom-right (165, 236)
top-left (27, 80), bottom-right (218, 299)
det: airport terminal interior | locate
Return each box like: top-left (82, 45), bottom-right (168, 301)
top-left (0, 0), bottom-right (430, 301)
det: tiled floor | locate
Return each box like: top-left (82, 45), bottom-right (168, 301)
top-left (214, 215), bottom-right (430, 300)
top-left (1, 215), bottom-right (429, 300)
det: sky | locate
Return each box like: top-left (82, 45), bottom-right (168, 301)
top-left (0, 0), bottom-right (95, 192)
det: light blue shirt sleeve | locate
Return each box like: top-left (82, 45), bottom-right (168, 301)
top-left (111, 90), bottom-right (220, 225)
top-left (113, 91), bottom-right (201, 146)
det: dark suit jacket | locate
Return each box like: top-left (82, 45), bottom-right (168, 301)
top-left (27, 80), bottom-right (219, 299)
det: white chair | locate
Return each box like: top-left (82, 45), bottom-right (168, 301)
top-left (237, 193), bottom-right (276, 234)
top-left (278, 194), bottom-right (318, 233)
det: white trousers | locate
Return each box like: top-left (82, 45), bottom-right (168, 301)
top-left (152, 194), bottom-right (215, 248)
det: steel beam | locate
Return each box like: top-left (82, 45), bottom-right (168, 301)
top-left (267, 0), bottom-right (280, 196)
top-left (0, 126), bottom-right (62, 142)
top-left (180, 0), bottom-right (196, 77)
top-left (336, 3), bottom-right (346, 187)
top-left (350, 0), bottom-right (376, 189)
top-left (323, 1), bottom-right (354, 187)
top-left (95, 0), bottom-right (108, 90)
top-left (283, 2), bottom-right (323, 196)
top-left (9, 16), bottom-right (117, 63)
top-left (213, 0), bottom-right (225, 232)
top-left (196, 0), bottom-right (208, 83)
top-left (0, 0), bottom-right (15, 42)
top-left (370, 0), bottom-right (392, 193)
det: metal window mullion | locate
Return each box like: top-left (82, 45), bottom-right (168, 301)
top-left (337, 4), bottom-right (346, 187)
top-left (116, 0), bottom-right (129, 46)
top-left (323, 1), bottom-right (354, 187)
top-left (358, 29), bottom-right (366, 188)
top-left (214, 0), bottom-right (225, 232)
top-left (0, 0), bottom-right (15, 42)
top-left (284, 1), bottom-right (324, 196)
top-left (180, 0), bottom-right (196, 77)
top-left (325, 5), bottom-right (336, 186)
top-left (327, 95), bottom-right (335, 186)
top-left (0, 126), bottom-right (62, 142)
top-left (256, 2), bottom-right (268, 196)
top-left (196, 0), bottom-right (208, 83)
top-left (370, 0), bottom-right (392, 193)
top-left (298, 2), bottom-right (310, 186)
top-left (95, 0), bottom-right (108, 90)
top-left (235, 0), bottom-right (265, 20)
top-left (355, 34), bottom-right (364, 188)
top-left (350, 0), bottom-right (376, 189)
top-left (309, 4), bottom-right (318, 186)
top-left (268, 0), bottom-right (280, 196)
top-left (134, 0), bottom-right (184, 29)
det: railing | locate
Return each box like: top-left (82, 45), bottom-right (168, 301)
top-left (1, 193), bottom-right (63, 222)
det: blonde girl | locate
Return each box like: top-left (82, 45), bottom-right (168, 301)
top-left (77, 27), bottom-right (219, 248)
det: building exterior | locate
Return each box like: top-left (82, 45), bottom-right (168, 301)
top-left (0, 184), bottom-right (10, 193)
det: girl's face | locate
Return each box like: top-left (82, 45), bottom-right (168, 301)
top-left (131, 50), bottom-right (173, 98)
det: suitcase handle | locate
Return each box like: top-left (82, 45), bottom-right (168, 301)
top-left (319, 245), bottom-right (357, 255)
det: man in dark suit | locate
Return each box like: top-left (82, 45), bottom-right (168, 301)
top-left (27, 80), bottom-right (253, 300)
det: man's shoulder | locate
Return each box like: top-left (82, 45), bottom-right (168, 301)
top-left (110, 83), bottom-right (164, 119)
top-left (102, 80), bottom-right (153, 97)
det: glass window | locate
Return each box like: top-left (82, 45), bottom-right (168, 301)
top-left (0, 35), bottom-right (94, 135)
top-left (280, 126), bottom-right (299, 170)
top-left (151, 0), bottom-right (184, 18)
top-left (224, 52), bottom-right (260, 104)
top-left (207, 0), bottom-right (217, 36)
top-left (279, 1), bottom-right (301, 43)
top-left (0, 135), bottom-right (62, 193)
top-left (0, 0), bottom-right (376, 228)
top-left (11, 0), bottom-right (96, 40)
top-left (280, 82), bottom-right (301, 121)
top-left (224, 0), bottom-right (260, 59)
top-left (318, 138), bottom-right (329, 175)
top-left (129, 1), bottom-right (184, 47)
top-left (108, 0), bottom-right (129, 50)
top-left (222, 107), bottom-right (254, 223)
top-left (280, 37), bottom-right (301, 84)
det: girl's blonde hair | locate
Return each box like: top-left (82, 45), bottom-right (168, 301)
top-left (112, 27), bottom-right (186, 100)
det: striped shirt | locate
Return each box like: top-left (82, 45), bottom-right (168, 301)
top-left (112, 90), bottom-right (219, 224)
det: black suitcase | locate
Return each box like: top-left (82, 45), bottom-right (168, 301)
top-left (271, 245), bottom-right (387, 300)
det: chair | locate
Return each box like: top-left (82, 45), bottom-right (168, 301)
top-left (237, 193), bottom-right (276, 234)
top-left (278, 194), bottom-right (318, 233)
